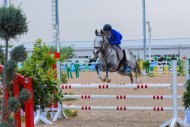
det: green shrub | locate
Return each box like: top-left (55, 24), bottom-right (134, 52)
top-left (19, 39), bottom-right (63, 110)
top-left (183, 79), bottom-right (190, 109)
top-left (19, 88), bottom-right (31, 104)
top-left (61, 72), bottom-right (68, 84)
top-left (8, 97), bottom-right (20, 113)
top-left (64, 109), bottom-right (77, 117)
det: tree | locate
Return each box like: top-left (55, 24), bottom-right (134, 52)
top-left (49, 46), bottom-right (76, 62)
top-left (0, 5), bottom-right (28, 122)
top-left (19, 39), bottom-right (62, 110)
top-left (0, 5), bottom-right (28, 61)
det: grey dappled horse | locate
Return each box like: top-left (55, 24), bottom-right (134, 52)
top-left (93, 29), bottom-right (142, 83)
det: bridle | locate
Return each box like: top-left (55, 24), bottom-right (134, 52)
top-left (94, 34), bottom-right (105, 53)
top-left (94, 34), bottom-right (112, 59)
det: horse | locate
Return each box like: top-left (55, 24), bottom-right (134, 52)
top-left (93, 29), bottom-right (142, 83)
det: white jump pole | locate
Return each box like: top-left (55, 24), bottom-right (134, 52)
top-left (160, 60), bottom-right (189, 127)
top-left (62, 105), bottom-right (184, 111)
top-left (63, 95), bottom-right (182, 100)
top-left (61, 83), bottom-right (184, 89)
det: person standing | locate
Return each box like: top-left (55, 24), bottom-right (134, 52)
top-left (74, 60), bottom-right (80, 78)
top-left (66, 60), bottom-right (73, 78)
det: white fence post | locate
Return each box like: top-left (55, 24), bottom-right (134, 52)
top-left (185, 59), bottom-right (189, 81)
top-left (160, 60), bottom-right (189, 127)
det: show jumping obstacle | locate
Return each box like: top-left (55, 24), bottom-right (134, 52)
top-left (47, 60), bottom-right (189, 127)
top-left (33, 60), bottom-right (189, 127)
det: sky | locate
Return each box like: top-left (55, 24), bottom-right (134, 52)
top-left (1, 0), bottom-right (190, 42)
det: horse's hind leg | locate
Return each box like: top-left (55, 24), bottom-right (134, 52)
top-left (95, 64), bottom-right (106, 82)
top-left (129, 72), bottom-right (133, 84)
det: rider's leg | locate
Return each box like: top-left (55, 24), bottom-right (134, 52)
top-left (122, 63), bottom-right (131, 73)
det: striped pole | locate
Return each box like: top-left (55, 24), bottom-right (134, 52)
top-left (63, 95), bottom-right (182, 100)
top-left (62, 105), bottom-right (184, 111)
top-left (61, 83), bottom-right (184, 89)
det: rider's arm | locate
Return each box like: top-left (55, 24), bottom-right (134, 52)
top-left (110, 29), bottom-right (122, 45)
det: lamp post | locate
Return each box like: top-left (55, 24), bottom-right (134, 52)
top-left (146, 21), bottom-right (152, 62)
top-left (142, 0), bottom-right (147, 60)
top-left (55, 0), bottom-right (61, 79)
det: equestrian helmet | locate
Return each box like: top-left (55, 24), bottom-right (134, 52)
top-left (103, 24), bottom-right (112, 31)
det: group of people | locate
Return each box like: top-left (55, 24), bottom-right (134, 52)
top-left (66, 60), bottom-right (80, 78)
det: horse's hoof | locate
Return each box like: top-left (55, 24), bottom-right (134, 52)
top-left (101, 77), bottom-right (106, 82)
top-left (107, 79), bottom-right (111, 83)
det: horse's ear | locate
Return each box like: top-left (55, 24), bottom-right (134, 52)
top-left (95, 29), bottom-right (98, 35)
top-left (100, 29), bottom-right (103, 35)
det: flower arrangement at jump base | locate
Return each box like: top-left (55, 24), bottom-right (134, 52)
top-left (64, 106), bottom-right (77, 117)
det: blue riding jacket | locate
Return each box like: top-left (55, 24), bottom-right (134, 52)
top-left (108, 29), bottom-right (122, 45)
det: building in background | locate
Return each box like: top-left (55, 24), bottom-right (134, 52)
top-left (6, 38), bottom-right (190, 63)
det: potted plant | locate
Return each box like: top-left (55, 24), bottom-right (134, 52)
top-left (183, 79), bottom-right (190, 124)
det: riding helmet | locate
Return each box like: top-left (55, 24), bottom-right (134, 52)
top-left (103, 24), bottom-right (112, 31)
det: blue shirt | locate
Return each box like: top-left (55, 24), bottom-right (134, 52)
top-left (109, 29), bottom-right (122, 45)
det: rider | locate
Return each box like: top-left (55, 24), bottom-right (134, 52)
top-left (103, 24), bottom-right (130, 72)
top-left (103, 24), bottom-right (122, 49)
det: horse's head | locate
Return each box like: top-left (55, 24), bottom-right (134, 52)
top-left (93, 29), bottom-right (109, 57)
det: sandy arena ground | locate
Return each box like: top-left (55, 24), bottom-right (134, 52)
top-left (35, 71), bottom-right (186, 127)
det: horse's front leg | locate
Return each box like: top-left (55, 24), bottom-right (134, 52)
top-left (95, 63), bottom-right (106, 82)
top-left (105, 64), bottom-right (111, 83)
